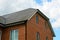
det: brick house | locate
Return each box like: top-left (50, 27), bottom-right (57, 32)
top-left (0, 8), bottom-right (55, 40)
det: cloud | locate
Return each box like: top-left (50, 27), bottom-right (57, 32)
top-left (43, 0), bottom-right (60, 29)
top-left (52, 18), bottom-right (60, 29)
top-left (0, 0), bottom-right (60, 29)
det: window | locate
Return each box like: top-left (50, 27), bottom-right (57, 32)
top-left (36, 32), bottom-right (40, 40)
top-left (46, 36), bottom-right (48, 40)
top-left (0, 31), bottom-right (2, 40)
top-left (10, 30), bottom-right (18, 40)
top-left (36, 16), bottom-right (39, 23)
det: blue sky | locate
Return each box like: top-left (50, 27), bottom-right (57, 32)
top-left (47, 0), bottom-right (52, 2)
top-left (35, 0), bottom-right (43, 5)
top-left (54, 29), bottom-right (60, 40)
top-left (0, 0), bottom-right (60, 40)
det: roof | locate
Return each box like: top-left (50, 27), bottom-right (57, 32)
top-left (0, 8), bottom-right (55, 37)
top-left (0, 8), bottom-right (49, 24)
top-left (1, 8), bottom-right (38, 24)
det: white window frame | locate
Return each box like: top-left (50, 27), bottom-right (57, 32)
top-left (10, 30), bottom-right (18, 40)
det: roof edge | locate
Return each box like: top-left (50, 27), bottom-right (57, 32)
top-left (48, 20), bottom-right (56, 37)
top-left (0, 20), bottom-right (27, 28)
top-left (37, 9), bottom-right (49, 21)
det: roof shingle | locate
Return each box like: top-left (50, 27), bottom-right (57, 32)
top-left (1, 8), bottom-right (37, 24)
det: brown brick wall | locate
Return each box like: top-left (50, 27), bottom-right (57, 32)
top-left (27, 13), bottom-right (53, 40)
top-left (1, 24), bottom-right (25, 40)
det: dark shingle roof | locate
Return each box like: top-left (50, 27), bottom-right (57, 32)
top-left (1, 8), bottom-right (38, 24)
top-left (0, 16), bottom-right (6, 24)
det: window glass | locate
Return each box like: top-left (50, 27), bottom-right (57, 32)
top-left (10, 30), bottom-right (18, 40)
top-left (36, 16), bottom-right (39, 23)
top-left (36, 32), bottom-right (40, 40)
top-left (46, 36), bottom-right (48, 40)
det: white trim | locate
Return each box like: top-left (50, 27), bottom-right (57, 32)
top-left (28, 10), bottom-right (37, 20)
top-left (28, 13), bottom-right (36, 20)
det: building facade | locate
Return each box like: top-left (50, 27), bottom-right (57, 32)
top-left (0, 8), bottom-right (55, 40)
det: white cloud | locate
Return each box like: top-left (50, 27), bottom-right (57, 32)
top-left (52, 18), bottom-right (60, 28)
top-left (43, 0), bottom-right (60, 29)
top-left (0, 0), bottom-right (60, 29)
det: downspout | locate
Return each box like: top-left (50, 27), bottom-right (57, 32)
top-left (25, 20), bottom-right (27, 40)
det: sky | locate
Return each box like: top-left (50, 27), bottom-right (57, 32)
top-left (0, 0), bottom-right (60, 40)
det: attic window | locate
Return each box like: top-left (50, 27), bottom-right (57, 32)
top-left (36, 16), bottom-right (39, 23)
